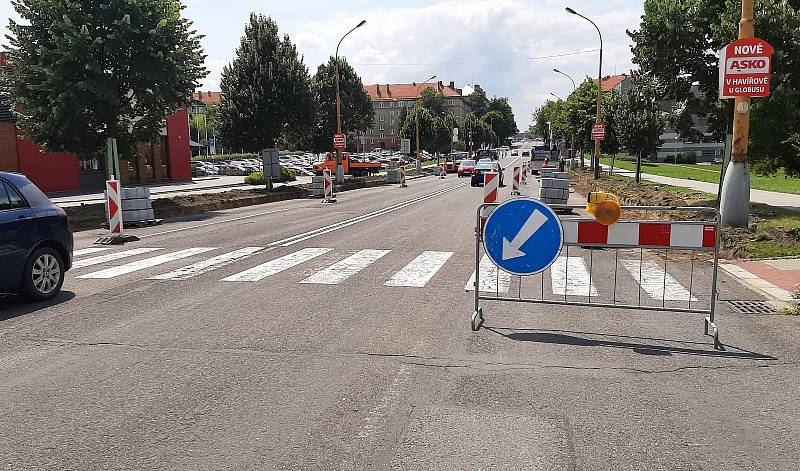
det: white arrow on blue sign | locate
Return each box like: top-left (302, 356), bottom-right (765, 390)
top-left (483, 198), bottom-right (564, 276)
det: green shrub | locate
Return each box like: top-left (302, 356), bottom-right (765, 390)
top-left (245, 168), bottom-right (296, 185)
top-left (675, 151), bottom-right (697, 164)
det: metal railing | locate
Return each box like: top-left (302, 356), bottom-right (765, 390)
top-left (471, 203), bottom-right (722, 350)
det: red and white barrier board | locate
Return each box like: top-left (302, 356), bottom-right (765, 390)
top-left (561, 220), bottom-right (717, 250)
top-left (511, 166), bottom-right (521, 195)
top-left (323, 169), bottom-right (333, 200)
top-left (399, 166), bottom-right (407, 187)
top-left (106, 180), bottom-right (123, 234)
top-left (483, 172), bottom-right (499, 204)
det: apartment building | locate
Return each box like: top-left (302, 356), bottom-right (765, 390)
top-left (361, 81), bottom-right (471, 151)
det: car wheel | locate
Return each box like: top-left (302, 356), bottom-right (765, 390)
top-left (23, 247), bottom-right (65, 301)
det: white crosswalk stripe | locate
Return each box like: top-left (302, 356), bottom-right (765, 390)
top-left (621, 259), bottom-right (698, 302)
top-left (384, 251), bottom-right (453, 288)
top-left (550, 256), bottom-right (598, 297)
top-left (464, 255), bottom-right (512, 294)
top-left (73, 247), bottom-right (113, 257)
top-left (222, 248), bottom-right (332, 282)
top-left (149, 247), bottom-right (266, 281)
top-left (301, 249), bottom-right (391, 285)
top-left (72, 248), bottom-right (163, 269)
top-left (77, 248), bottom-right (215, 279)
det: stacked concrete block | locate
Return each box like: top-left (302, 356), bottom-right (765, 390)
top-left (311, 175), bottom-right (326, 197)
top-left (538, 177), bottom-right (570, 205)
top-left (119, 187), bottom-right (155, 224)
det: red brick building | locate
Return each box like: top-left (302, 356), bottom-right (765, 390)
top-left (0, 51), bottom-right (193, 193)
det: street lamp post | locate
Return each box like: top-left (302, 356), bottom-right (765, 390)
top-left (334, 19), bottom-right (367, 184)
top-left (554, 68), bottom-right (579, 168)
top-left (566, 7), bottom-right (603, 179)
top-left (415, 75), bottom-right (437, 172)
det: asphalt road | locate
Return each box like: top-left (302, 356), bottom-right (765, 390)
top-left (1, 154), bottom-right (799, 470)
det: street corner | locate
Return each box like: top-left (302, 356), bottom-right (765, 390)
top-left (720, 259), bottom-right (800, 309)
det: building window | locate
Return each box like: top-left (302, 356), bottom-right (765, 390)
top-left (390, 120), bottom-right (395, 126)
top-left (379, 102), bottom-right (386, 108)
top-left (379, 125), bottom-right (384, 131)
top-left (380, 132), bottom-right (385, 139)
top-left (379, 115), bottom-right (384, 122)
top-left (390, 129), bottom-right (395, 135)
top-left (390, 111), bottom-right (395, 116)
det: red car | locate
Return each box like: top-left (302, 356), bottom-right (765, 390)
top-left (457, 159), bottom-right (476, 177)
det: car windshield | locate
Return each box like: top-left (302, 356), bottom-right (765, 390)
top-left (475, 163), bottom-right (495, 171)
top-left (460, 160), bottom-right (475, 166)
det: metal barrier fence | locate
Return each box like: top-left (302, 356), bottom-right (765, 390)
top-left (471, 203), bottom-right (723, 350)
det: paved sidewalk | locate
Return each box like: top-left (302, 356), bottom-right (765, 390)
top-left (590, 161), bottom-right (800, 212)
top-left (720, 258), bottom-right (800, 305)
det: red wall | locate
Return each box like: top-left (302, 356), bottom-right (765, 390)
top-left (166, 107), bottom-right (191, 181)
top-left (16, 132), bottom-right (81, 192)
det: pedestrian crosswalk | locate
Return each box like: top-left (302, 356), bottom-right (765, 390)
top-left (67, 245), bottom-right (709, 303)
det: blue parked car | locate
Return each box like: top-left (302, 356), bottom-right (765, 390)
top-left (0, 172), bottom-right (73, 301)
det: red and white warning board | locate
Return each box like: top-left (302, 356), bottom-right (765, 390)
top-left (561, 220), bottom-right (717, 250)
top-left (106, 180), bottom-right (123, 234)
top-left (719, 37), bottom-right (773, 99)
top-left (591, 123), bottom-right (606, 141)
top-left (333, 133), bottom-right (346, 149)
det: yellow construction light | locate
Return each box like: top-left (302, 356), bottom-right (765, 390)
top-left (586, 192), bottom-right (621, 226)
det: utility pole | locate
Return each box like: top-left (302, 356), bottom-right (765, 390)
top-left (719, 0), bottom-right (754, 227)
top-left (334, 20), bottom-right (366, 184)
top-left (566, 7), bottom-right (603, 179)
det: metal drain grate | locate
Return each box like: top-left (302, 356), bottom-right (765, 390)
top-left (727, 300), bottom-right (776, 314)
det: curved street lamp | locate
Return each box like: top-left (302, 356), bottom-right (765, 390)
top-left (549, 92), bottom-right (563, 100)
top-left (334, 19), bottom-right (367, 183)
top-left (553, 68), bottom-right (579, 166)
top-left (566, 7), bottom-right (603, 178)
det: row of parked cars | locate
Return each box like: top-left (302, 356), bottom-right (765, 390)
top-left (192, 154), bottom-right (319, 178)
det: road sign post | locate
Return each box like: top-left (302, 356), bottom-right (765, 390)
top-left (482, 199), bottom-right (563, 276)
top-left (261, 148), bottom-right (280, 192)
top-left (401, 138), bottom-right (411, 155)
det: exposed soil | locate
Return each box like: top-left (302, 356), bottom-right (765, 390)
top-left (570, 168), bottom-right (800, 259)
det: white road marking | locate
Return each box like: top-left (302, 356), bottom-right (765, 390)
top-left (77, 248), bottom-right (215, 279)
top-left (384, 251), bottom-right (453, 288)
top-left (301, 249), bottom-right (390, 285)
top-left (71, 248), bottom-right (163, 269)
top-left (270, 183), bottom-right (467, 247)
top-left (621, 259), bottom-right (698, 302)
top-left (222, 248), bottom-right (332, 282)
top-left (148, 247), bottom-right (266, 281)
top-left (464, 255), bottom-right (512, 294)
top-left (550, 256), bottom-right (598, 296)
top-left (73, 247), bottom-right (112, 257)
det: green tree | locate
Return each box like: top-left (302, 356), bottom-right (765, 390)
top-left (305, 57), bottom-right (374, 153)
top-left (486, 97), bottom-right (518, 143)
top-left (418, 87), bottom-right (447, 116)
top-left (563, 78), bottom-right (601, 154)
top-left (601, 91), bottom-right (622, 157)
top-left (464, 86), bottom-right (489, 117)
top-left (399, 107), bottom-right (437, 153)
top-left (2, 0), bottom-right (206, 159)
top-left (628, 0), bottom-right (800, 175)
top-left (218, 14), bottom-right (314, 151)
top-left (613, 74), bottom-right (668, 182)
top-left (531, 100), bottom-right (561, 144)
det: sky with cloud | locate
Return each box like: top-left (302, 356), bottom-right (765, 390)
top-left (2, 0), bottom-right (646, 129)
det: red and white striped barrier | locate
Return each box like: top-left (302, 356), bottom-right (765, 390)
top-left (521, 165), bottom-right (528, 184)
top-left (322, 168), bottom-right (336, 203)
top-left (511, 166), bottom-right (521, 195)
top-left (440, 164), bottom-right (446, 179)
top-left (483, 172), bottom-right (499, 204)
top-left (561, 220), bottom-right (718, 250)
top-left (399, 166), bottom-right (407, 188)
top-left (106, 180), bottom-right (123, 234)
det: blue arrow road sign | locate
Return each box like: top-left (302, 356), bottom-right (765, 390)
top-left (483, 198), bottom-right (563, 276)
